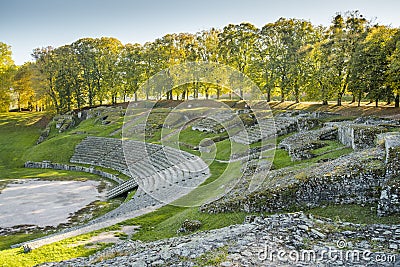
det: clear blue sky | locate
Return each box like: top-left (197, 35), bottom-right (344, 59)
top-left (1, 0), bottom-right (400, 65)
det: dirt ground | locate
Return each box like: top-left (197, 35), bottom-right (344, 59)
top-left (0, 179), bottom-right (102, 228)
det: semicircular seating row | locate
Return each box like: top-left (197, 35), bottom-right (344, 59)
top-left (70, 136), bottom-right (210, 202)
top-left (232, 118), bottom-right (297, 145)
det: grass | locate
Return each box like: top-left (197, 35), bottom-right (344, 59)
top-left (0, 233), bottom-right (47, 251)
top-left (192, 246), bottom-right (229, 266)
top-left (120, 205), bottom-right (250, 242)
top-left (272, 139), bottom-right (353, 170)
top-left (173, 161), bottom-right (242, 207)
top-left (0, 112), bottom-right (44, 172)
top-left (178, 127), bottom-right (227, 148)
top-left (214, 138), bottom-right (250, 161)
top-left (0, 232), bottom-right (112, 267)
top-left (307, 204), bottom-right (400, 225)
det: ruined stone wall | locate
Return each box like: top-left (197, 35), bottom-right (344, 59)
top-left (24, 161), bottom-right (124, 184)
top-left (204, 164), bottom-right (386, 213)
top-left (332, 122), bottom-right (388, 150)
top-left (378, 144), bottom-right (400, 216)
top-left (297, 117), bottom-right (320, 131)
top-left (378, 178), bottom-right (400, 216)
top-left (202, 148), bottom-right (388, 214)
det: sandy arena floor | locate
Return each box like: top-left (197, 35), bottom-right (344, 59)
top-left (0, 179), bottom-right (102, 228)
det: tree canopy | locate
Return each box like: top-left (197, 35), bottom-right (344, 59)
top-left (2, 11), bottom-right (400, 113)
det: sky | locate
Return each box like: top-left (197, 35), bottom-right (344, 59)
top-left (1, 0), bottom-right (400, 65)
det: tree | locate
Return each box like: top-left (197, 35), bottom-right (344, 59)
top-left (72, 38), bottom-right (99, 107)
top-left (325, 11), bottom-right (369, 106)
top-left (0, 42), bottom-right (15, 111)
top-left (121, 43), bottom-right (143, 102)
top-left (349, 25), bottom-right (397, 107)
top-left (13, 63), bottom-right (35, 111)
top-left (258, 18), bottom-right (316, 103)
top-left (308, 27), bottom-right (337, 105)
top-left (32, 47), bottom-right (61, 112)
top-left (219, 23), bottom-right (258, 99)
top-left (388, 30), bottom-right (400, 107)
top-left (96, 37), bottom-right (123, 105)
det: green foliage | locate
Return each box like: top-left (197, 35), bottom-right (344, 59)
top-left (0, 42), bottom-right (15, 111)
top-left (3, 11), bottom-right (399, 112)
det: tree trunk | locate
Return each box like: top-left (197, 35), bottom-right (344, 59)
top-left (280, 91), bottom-right (285, 103)
top-left (351, 94), bottom-right (355, 104)
top-left (337, 94), bottom-right (342, 106)
top-left (294, 84), bottom-right (299, 103)
top-left (295, 90), bottom-right (299, 103)
top-left (217, 88), bottom-right (220, 100)
top-left (375, 98), bottom-right (379, 107)
top-left (322, 100), bottom-right (328, 105)
top-left (395, 94), bottom-right (399, 108)
top-left (266, 89), bottom-right (271, 102)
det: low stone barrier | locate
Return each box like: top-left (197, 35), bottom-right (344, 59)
top-left (24, 161), bottom-right (124, 184)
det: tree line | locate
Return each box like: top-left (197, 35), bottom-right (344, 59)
top-left (1, 11), bottom-right (400, 113)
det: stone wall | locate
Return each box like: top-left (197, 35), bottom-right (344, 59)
top-left (24, 161), bottom-right (124, 184)
top-left (330, 122), bottom-right (388, 150)
top-left (378, 177), bottom-right (400, 216)
top-left (201, 148), bottom-right (388, 214)
top-left (328, 117), bottom-right (400, 151)
top-left (378, 141), bottom-right (400, 216)
top-left (296, 117), bottom-right (320, 131)
top-left (279, 126), bottom-right (337, 161)
top-left (352, 125), bottom-right (387, 150)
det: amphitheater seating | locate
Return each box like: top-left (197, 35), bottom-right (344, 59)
top-left (192, 111), bottom-right (235, 133)
top-left (232, 118), bottom-right (297, 145)
top-left (70, 136), bottom-right (209, 199)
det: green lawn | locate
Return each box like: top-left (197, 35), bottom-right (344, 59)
top-left (272, 139), bottom-right (353, 170)
top-left (0, 232), bottom-right (112, 267)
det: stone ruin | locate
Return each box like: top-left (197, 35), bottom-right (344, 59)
top-left (191, 111), bottom-right (235, 133)
top-left (36, 106), bottom-right (126, 144)
top-left (279, 126), bottom-right (338, 161)
top-left (378, 132), bottom-right (400, 216)
top-left (327, 117), bottom-right (399, 151)
top-left (278, 116), bottom-right (400, 161)
top-left (202, 118), bottom-right (400, 218)
top-left (232, 111), bottom-right (338, 145)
